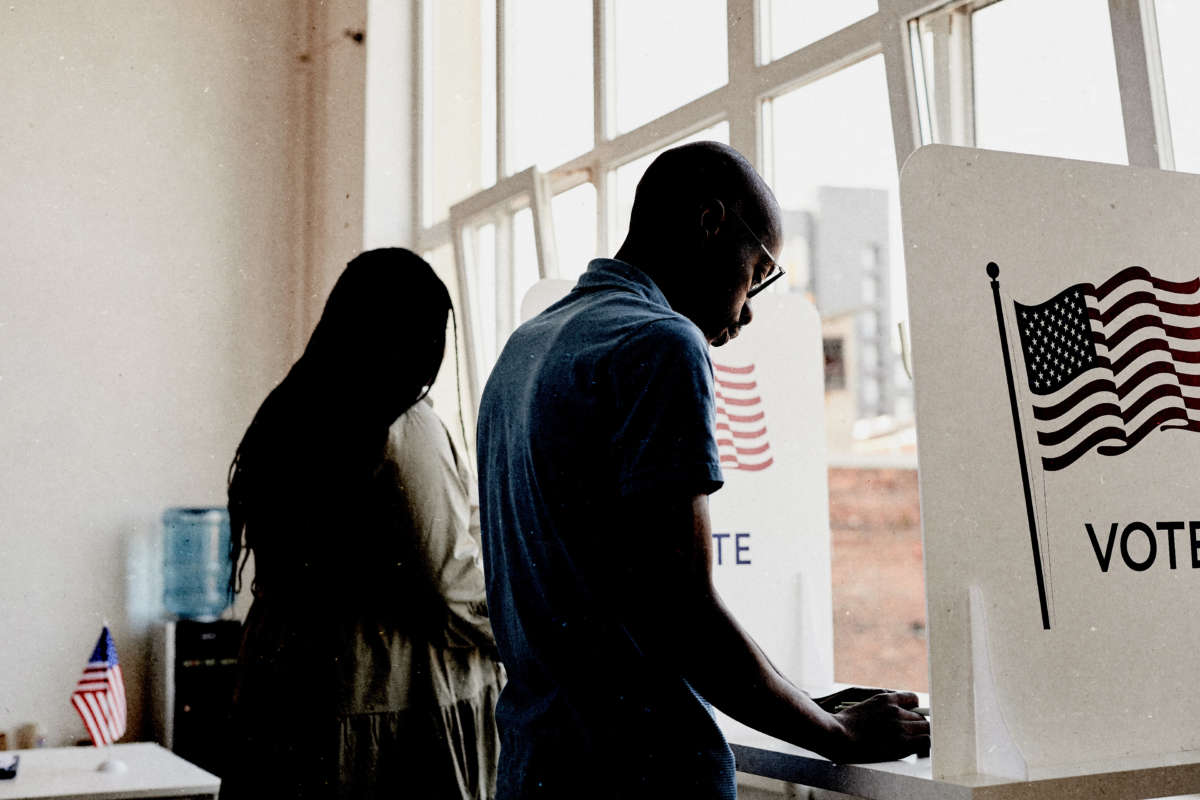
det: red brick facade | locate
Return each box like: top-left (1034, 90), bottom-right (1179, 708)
top-left (828, 467), bottom-right (928, 692)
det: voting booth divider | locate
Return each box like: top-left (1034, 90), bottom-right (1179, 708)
top-left (902, 145), bottom-right (1200, 781)
top-left (520, 282), bottom-right (835, 695)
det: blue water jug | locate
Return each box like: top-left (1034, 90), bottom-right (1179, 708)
top-left (163, 507), bottom-right (232, 621)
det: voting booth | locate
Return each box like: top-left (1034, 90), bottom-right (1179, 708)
top-left (903, 145), bottom-right (1200, 780)
top-left (521, 281), bottom-right (834, 693)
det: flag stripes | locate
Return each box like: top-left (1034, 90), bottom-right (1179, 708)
top-left (713, 361), bottom-right (774, 472)
top-left (1014, 266), bottom-right (1200, 471)
top-left (71, 627), bottom-right (126, 747)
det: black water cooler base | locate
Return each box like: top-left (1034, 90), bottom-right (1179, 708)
top-left (150, 619), bottom-right (241, 777)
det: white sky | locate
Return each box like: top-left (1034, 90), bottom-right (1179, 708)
top-left (1156, 0), bottom-right (1200, 174)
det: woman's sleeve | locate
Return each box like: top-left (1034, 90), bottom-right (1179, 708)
top-left (386, 402), bottom-right (497, 650)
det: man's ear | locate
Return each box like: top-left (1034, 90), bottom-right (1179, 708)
top-left (699, 198), bottom-right (726, 241)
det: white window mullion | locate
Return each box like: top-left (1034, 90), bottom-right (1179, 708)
top-left (530, 172), bottom-right (559, 278)
top-left (413, 0), bottom-right (429, 247)
top-left (751, 14), bottom-right (880, 97)
top-left (926, 6), bottom-right (974, 147)
top-left (417, 219), bottom-right (451, 255)
top-left (495, 213), bottom-right (514, 342)
top-left (451, 222), bottom-right (482, 425)
top-left (1109, 0), bottom-right (1174, 169)
top-left (594, 0), bottom-right (611, 256)
top-left (879, 0), bottom-right (922, 174)
top-left (727, 0), bottom-right (761, 168)
top-left (602, 164), bottom-right (617, 255)
top-left (496, 0), bottom-right (508, 177)
top-left (450, 167), bottom-right (554, 409)
top-left (593, 0), bottom-right (611, 146)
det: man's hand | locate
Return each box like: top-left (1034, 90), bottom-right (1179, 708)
top-left (818, 691), bottom-right (931, 763)
top-left (811, 686), bottom-right (890, 714)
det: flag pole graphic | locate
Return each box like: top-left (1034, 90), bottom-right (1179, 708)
top-left (988, 262), bottom-right (1051, 630)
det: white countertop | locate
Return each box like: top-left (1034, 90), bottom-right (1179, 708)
top-left (723, 716), bottom-right (1200, 799)
top-left (0, 743), bottom-right (218, 800)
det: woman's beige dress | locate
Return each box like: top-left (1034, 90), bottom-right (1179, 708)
top-left (224, 399), bottom-right (504, 799)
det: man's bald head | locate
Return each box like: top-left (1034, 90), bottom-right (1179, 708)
top-left (615, 141), bottom-right (782, 346)
top-left (623, 141), bottom-right (781, 259)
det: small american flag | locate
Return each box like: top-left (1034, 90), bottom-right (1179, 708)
top-left (71, 626), bottom-right (126, 746)
top-left (713, 361), bottom-right (774, 472)
top-left (1014, 266), bottom-right (1200, 471)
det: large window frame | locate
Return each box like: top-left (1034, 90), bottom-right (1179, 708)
top-left (416, 0), bottom-right (1182, 409)
top-left (449, 166), bottom-right (557, 420)
top-left (410, 0), bottom-right (1191, 693)
top-left (910, 0), bottom-right (1173, 167)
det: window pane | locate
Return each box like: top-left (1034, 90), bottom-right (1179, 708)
top-left (469, 223), bottom-right (498, 374)
top-left (613, 0), bottom-right (727, 134)
top-left (763, 0), bottom-right (876, 62)
top-left (553, 182), bottom-right (598, 281)
top-left (972, 0), bottom-right (1126, 164)
top-left (610, 122), bottom-right (730, 249)
top-left (461, 209), bottom-right (541, 389)
top-left (507, 0), bottom-right (593, 172)
top-left (767, 56), bottom-right (924, 692)
top-left (424, 0), bottom-right (497, 225)
top-left (512, 208), bottom-right (539, 322)
top-left (422, 244), bottom-right (471, 448)
top-left (1155, 0), bottom-right (1200, 174)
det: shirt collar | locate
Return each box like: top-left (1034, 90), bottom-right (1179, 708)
top-left (575, 258), bottom-right (671, 309)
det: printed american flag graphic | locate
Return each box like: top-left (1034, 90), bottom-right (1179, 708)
top-left (713, 361), bottom-right (774, 472)
top-left (71, 626), bottom-right (126, 746)
top-left (1014, 266), bottom-right (1200, 471)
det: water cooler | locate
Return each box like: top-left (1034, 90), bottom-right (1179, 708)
top-left (149, 508), bottom-right (241, 777)
top-left (150, 619), bottom-right (241, 776)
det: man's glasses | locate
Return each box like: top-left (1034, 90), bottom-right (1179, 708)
top-left (729, 208), bottom-right (786, 298)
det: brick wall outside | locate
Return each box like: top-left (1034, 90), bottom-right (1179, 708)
top-left (828, 467), bottom-right (928, 692)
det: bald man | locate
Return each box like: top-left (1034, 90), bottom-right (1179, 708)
top-left (477, 142), bottom-right (929, 799)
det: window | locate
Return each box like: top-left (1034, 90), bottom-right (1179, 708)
top-left (410, 0), bottom-right (1180, 697)
top-left (422, 0), bottom-right (496, 225)
top-left (765, 55), bottom-right (923, 690)
top-left (552, 182), bottom-right (599, 281)
top-left (1155, 0), bottom-right (1200, 173)
top-left (449, 168), bottom-right (557, 408)
top-left (766, 56), bottom-right (907, 446)
top-left (973, 0), bottom-right (1126, 164)
top-left (913, 0), bottom-right (1127, 164)
top-left (422, 243), bottom-right (472, 450)
top-left (612, 0), bottom-right (727, 134)
top-left (506, 0), bottom-right (593, 172)
top-left (824, 337), bottom-right (847, 390)
top-left (762, 0), bottom-right (877, 63)
top-left (860, 311), bottom-right (878, 338)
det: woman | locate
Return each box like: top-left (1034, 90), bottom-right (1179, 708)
top-left (222, 249), bottom-right (502, 799)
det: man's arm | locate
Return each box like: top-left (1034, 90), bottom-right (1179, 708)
top-left (613, 492), bottom-right (930, 763)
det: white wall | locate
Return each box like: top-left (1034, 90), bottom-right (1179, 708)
top-left (0, 1), bottom-right (364, 746)
top-left (301, 0), bottom-right (370, 330)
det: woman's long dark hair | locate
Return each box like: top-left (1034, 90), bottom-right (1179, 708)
top-left (227, 249), bottom-right (452, 598)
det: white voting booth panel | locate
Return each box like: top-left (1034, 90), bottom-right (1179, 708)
top-left (520, 281), bottom-right (833, 692)
top-left (902, 145), bottom-right (1200, 780)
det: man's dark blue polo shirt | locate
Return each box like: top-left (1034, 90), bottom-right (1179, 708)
top-left (477, 258), bottom-right (734, 799)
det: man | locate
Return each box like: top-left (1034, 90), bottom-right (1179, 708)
top-left (477, 142), bottom-right (929, 799)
